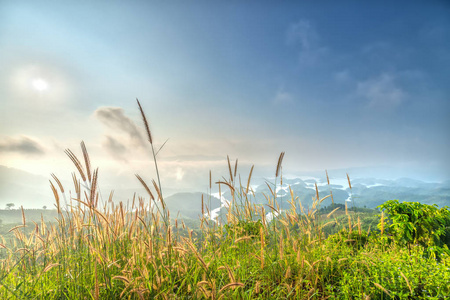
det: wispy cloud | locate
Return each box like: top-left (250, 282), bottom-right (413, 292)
top-left (356, 73), bottom-right (406, 111)
top-left (286, 20), bottom-right (327, 65)
top-left (334, 70), bottom-right (351, 83)
top-left (102, 135), bottom-right (128, 162)
top-left (273, 87), bottom-right (294, 105)
top-left (0, 136), bottom-right (45, 155)
top-left (94, 107), bottom-right (146, 148)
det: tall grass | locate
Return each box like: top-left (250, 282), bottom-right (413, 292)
top-left (0, 101), bottom-right (449, 299)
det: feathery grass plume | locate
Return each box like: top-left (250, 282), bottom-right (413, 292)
top-left (51, 173), bottom-right (64, 193)
top-left (280, 166), bottom-right (283, 186)
top-left (400, 271), bottom-right (412, 294)
top-left (20, 206), bottom-right (25, 226)
top-left (380, 212), bottom-right (384, 235)
top-left (201, 194), bottom-right (204, 216)
top-left (227, 155), bottom-right (233, 182)
top-left (65, 149), bottom-right (87, 182)
top-left (152, 179), bottom-right (164, 209)
top-left (136, 98), bottom-right (153, 144)
top-left (275, 152), bottom-right (285, 178)
top-left (216, 180), bottom-right (235, 194)
top-left (89, 168), bottom-right (99, 207)
top-left (219, 282), bottom-right (245, 294)
top-left (315, 183), bottom-right (319, 202)
top-left (373, 282), bottom-right (391, 297)
top-left (326, 170), bottom-right (335, 204)
top-left (81, 141), bottom-right (92, 183)
top-left (234, 158), bottom-right (238, 178)
top-left (135, 174), bottom-right (155, 201)
top-left (326, 207), bottom-right (340, 218)
top-left (50, 180), bottom-right (61, 214)
top-left (108, 190), bottom-right (114, 203)
top-left (72, 172), bottom-right (80, 199)
top-left (346, 173), bottom-right (352, 189)
top-left (136, 98), bottom-right (164, 201)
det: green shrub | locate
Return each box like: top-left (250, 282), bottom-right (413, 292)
top-left (378, 200), bottom-right (450, 258)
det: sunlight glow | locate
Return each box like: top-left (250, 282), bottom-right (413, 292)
top-left (32, 78), bottom-right (49, 91)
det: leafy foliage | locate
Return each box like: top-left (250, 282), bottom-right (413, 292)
top-left (378, 200), bottom-right (450, 258)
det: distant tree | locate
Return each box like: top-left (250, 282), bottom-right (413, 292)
top-left (43, 206), bottom-right (47, 210)
top-left (6, 203), bottom-right (15, 210)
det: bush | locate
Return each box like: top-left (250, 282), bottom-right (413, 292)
top-left (378, 200), bottom-right (450, 258)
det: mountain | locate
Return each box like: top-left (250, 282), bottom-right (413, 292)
top-left (0, 165), bottom-right (53, 209)
top-left (164, 192), bottom-right (221, 219)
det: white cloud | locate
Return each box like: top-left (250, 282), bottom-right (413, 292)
top-left (287, 20), bottom-right (317, 49)
top-left (286, 20), bottom-right (328, 65)
top-left (356, 73), bottom-right (406, 110)
top-left (94, 107), bottom-right (146, 148)
top-left (0, 135), bottom-right (45, 156)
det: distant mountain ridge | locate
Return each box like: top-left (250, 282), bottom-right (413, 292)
top-left (0, 165), bottom-right (448, 211)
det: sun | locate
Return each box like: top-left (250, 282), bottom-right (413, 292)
top-left (31, 78), bottom-right (49, 91)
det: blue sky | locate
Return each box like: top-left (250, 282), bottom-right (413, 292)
top-left (1, 1), bottom-right (449, 200)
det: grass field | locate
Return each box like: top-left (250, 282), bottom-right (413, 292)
top-left (1, 101), bottom-right (449, 299)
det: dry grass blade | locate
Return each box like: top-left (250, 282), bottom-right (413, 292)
top-left (136, 98), bottom-right (153, 144)
top-left (155, 138), bottom-right (169, 157)
top-left (326, 170), bottom-right (330, 185)
top-left (81, 141), bottom-right (92, 183)
top-left (275, 152), bottom-right (285, 178)
top-left (65, 149), bottom-right (87, 182)
top-left (234, 158), bottom-right (238, 178)
top-left (265, 182), bottom-right (275, 197)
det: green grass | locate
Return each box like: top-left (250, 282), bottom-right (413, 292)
top-left (1, 101), bottom-right (449, 299)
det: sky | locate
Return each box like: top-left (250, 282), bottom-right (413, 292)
top-left (1, 1), bottom-right (450, 206)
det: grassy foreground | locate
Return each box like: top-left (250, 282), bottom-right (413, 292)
top-left (1, 101), bottom-right (449, 299)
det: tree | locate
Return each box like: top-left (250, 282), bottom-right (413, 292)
top-left (6, 203), bottom-right (15, 210)
top-left (43, 206), bottom-right (47, 210)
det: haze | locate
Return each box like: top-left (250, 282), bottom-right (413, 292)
top-left (1, 1), bottom-right (449, 208)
